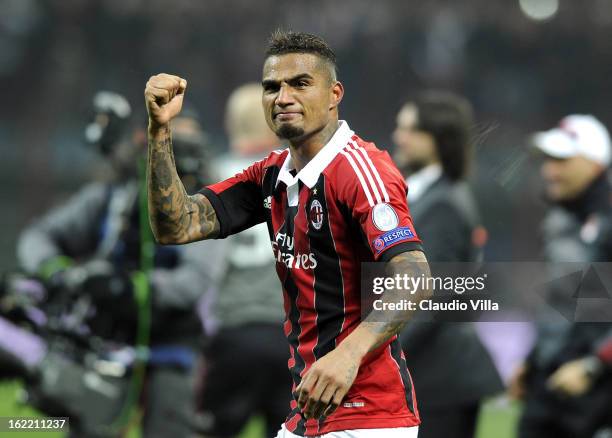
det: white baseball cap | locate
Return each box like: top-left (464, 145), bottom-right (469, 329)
top-left (532, 114), bottom-right (611, 166)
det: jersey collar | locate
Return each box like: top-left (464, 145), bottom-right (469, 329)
top-left (276, 120), bottom-right (354, 189)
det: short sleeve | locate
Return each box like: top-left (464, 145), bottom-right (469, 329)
top-left (337, 145), bottom-right (422, 261)
top-left (199, 156), bottom-right (268, 238)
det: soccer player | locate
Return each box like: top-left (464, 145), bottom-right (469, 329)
top-left (145, 31), bottom-right (430, 437)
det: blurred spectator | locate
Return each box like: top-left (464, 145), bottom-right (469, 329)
top-left (510, 115), bottom-right (612, 438)
top-left (1, 2), bottom-right (612, 437)
top-left (16, 91), bottom-right (225, 437)
top-left (3, 1), bottom-right (612, 268)
top-left (393, 91), bottom-right (503, 438)
top-left (194, 83), bottom-right (291, 438)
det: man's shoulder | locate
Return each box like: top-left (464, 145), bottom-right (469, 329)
top-left (351, 135), bottom-right (387, 156)
top-left (260, 148), bottom-right (288, 169)
top-left (329, 135), bottom-right (402, 186)
top-left (229, 149), bottom-right (287, 186)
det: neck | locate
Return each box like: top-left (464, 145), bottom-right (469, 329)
top-left (289, 120), bottom-right (339, 172)
top-left (403, 158), bottom-right (440, 178)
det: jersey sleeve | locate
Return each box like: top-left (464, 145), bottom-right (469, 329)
top-left (338, 146), bottom-right (422, 261)
top-left (199, 156), bottom-right (268, 238)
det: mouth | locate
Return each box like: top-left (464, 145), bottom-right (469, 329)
top-left (274, 112), bottom-right (302, 121)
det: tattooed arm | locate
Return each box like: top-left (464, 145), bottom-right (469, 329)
top-left (351, 250), bottom-right (431, 352)
top-left (145, 73), bottom-right (219, 244)
top-left (148, 126), bottom-right (219, 244)
top-left (295, 250), bottom-right (431, 419)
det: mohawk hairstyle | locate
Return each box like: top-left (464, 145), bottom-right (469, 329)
top-left (265, 30), bottom-right (338, 80)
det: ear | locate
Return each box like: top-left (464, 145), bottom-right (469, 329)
top-left (330, 81), bottom-right (344, 111)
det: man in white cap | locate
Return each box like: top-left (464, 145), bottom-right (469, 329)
top-left (510, 115), bottom-right (612, 438)
top-left (533, 114), bottom-right (611, 204)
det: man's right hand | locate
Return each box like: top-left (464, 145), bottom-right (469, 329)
top-left (145, 73), bottom-right (187, 128)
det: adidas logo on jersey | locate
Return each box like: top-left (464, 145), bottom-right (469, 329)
top-left (263, 196), bottom-right (272, 209)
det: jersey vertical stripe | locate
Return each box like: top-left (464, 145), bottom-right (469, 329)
top-left (348, 140), bottom-right (390, 202)
top-left (344, 145), bottom-right (383, 204)
top-left (389, 338), bottom-right (417, 414)
top-left (307, 176), bottom-right (345, 360)
top-left (339, 149), bottom-right (375, 207)
top-left (325, 178), bottom-right (347, 349)
top-left (306, 176), bottom-right (346, 435)
top-left (281, 199), bottom-right (308, 436)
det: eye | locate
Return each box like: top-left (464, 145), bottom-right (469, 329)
top-left (289, 78), bottom-right (310, 89)
top-left (263, 83), bottom-right (279, 93)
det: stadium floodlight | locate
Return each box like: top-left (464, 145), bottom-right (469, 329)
top-left (519, 0), bottom-right (559, 21)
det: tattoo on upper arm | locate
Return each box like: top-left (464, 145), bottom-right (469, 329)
top-left (362, 250), bottom-right (431, 352)
top-left (148, 127), bottom-right (219, 243)
top-left (194, 195), bottom-right (219, 237)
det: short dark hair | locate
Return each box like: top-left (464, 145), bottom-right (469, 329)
top-left (411, 91), bottom-right (474, 181)
top-left (265, 30), bottom-right (337, 79)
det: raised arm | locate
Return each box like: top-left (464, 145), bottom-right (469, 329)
top-left (145, 73), bottom-right (219, 244)
top-left (296, 249), bottom-right (431, 419)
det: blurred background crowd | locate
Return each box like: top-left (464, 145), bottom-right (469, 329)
top-left (1, 0), bottom-right (612, 437)
top-left (1, 0), bottom-right (611, 266)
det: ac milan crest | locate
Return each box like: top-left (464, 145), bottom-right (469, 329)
top-left (309, 199), bottom-right (324, 230)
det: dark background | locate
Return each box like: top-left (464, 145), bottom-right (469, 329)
top-left (1, 0), bottom-right (611, 268)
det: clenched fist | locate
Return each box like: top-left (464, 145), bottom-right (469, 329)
top-left (145, 73), bottom-right (187, 128)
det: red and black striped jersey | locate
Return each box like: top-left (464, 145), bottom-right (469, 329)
top-left (200, 121), bottom-right (422, 436)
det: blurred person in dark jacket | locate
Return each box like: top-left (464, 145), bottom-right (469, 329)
top-left (17, 91), bottom-right (225, 437)
top-left (393, 91), bottom-right (503, 438)
top-left (193, 83), bottom-right (291, 438)
top-left (510, 115), bottom-right (612, 438)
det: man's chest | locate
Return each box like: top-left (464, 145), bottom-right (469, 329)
top-left (264, 177), bottom-right (353, 270)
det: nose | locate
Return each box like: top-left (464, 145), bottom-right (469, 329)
top-left (275, 83), bottom-right (294, 107)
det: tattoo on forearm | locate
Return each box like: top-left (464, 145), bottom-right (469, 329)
top-left (346, 363), bottom-right (357, 382)
top-left (362, 250), bottom-right (431, 352)
top-left (147, 126), bottom-right (219, 243)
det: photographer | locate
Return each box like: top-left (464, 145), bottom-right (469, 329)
top-left (16, 91), bottom-right (225, 437)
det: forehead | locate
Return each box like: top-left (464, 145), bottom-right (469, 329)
top-left (543, 155), bottom-right (584, 166)
top-left (397, 104), bottom-right (418, 127)
top-left (262, 53), bottom-right (326, 81)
